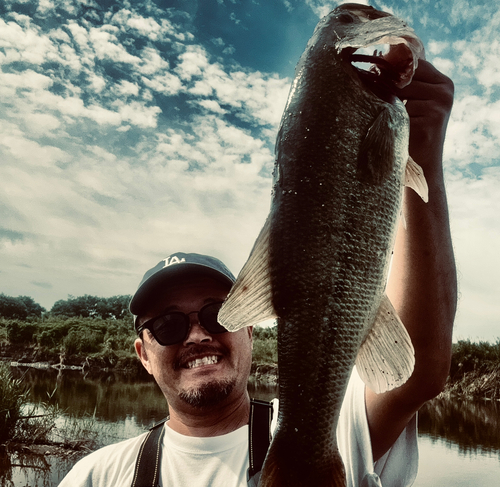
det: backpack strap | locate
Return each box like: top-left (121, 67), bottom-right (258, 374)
top-left (131, 417), bottom-right (168, 487)
top-left (247, 399), bottom-right (273, 483)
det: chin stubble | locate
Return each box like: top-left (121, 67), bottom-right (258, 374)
top-left (178, 378), bottom-right (236, 408)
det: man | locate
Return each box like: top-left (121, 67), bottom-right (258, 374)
top-left (59, 59), bottom-right (456, 487)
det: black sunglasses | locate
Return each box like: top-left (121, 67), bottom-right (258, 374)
top-left (137, 301), bottom-right (228, 346)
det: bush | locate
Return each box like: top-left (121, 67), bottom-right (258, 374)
top-left (63, 329), bottom-right (104, 355)
top-left (0, 362), bottom-right (27, 442)
top-left (38, 321), bottom-right (73, 349)
top-left (6, 320), bottom-right (39, 345)
top-left (252, 337), bottom-right (278, 365)
top-left (450, 339), bottom-right (500, 380)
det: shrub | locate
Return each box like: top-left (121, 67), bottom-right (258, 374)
top-left (63, 329), bottom-right (104, 355)
top-left (0, 362), bottom-right (27, 442)
top-left (252, 337), bottom-right (278, 365)
top-left (37, 320), bottom-right (73, 349)
top-left (450, 339), bottom-right (500, 380)
top-left (6, 320), bottom-right (39, 345)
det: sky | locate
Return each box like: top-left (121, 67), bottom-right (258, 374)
top-left (0, 0), bottom-right (499, 341)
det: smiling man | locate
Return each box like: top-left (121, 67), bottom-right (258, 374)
top-left (132, 256), bottom-right (254, 438)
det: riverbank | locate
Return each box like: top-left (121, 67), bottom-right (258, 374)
top-left (4, 337), bottom-right (500, 398)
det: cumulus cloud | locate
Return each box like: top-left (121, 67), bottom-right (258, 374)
top-left (1, 0), bottom-right (499, 342)
top-left (0, 0), bottom-right (289, 309)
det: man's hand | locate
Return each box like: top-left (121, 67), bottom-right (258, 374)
top-left (398, 59), bottom-right (454, 177)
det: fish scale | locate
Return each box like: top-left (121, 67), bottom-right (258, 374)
top-left (218, 4), bottom-right (424, 486)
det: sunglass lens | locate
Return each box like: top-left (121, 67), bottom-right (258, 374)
top-left (200, 302), bottom-right (227, 334)
top-left (152, 313), bottom-right (188, 346)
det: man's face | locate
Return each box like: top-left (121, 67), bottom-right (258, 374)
top-left (135, 276), bottom-right (253, 413)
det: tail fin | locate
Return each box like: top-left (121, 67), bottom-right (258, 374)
top-left (258, 435), bottom-right (347, 487)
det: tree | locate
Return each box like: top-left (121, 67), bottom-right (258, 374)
top-left (0, 294), bottom-right (46, 319)
top-left (50, 295), bottom-right (132, 319)
top-left (17, 296), bottom-right (45, 317)
top-left (51, 295), bottom-right (100, 318)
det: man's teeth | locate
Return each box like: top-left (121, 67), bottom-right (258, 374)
top-left (187, 356), bottom-right (219, 369)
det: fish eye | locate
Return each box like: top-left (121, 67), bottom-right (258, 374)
top-left (336, 13), bottom-right (354, 23)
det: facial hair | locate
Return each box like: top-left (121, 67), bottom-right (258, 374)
top-left (178, 378), bottom-right (236, 409)
top-left (175, 344), bottom-right (237, 408)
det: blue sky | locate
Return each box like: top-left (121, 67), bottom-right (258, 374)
top-left (0, 0), bottom-right (499, 341)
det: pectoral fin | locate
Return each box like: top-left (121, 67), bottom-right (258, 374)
top-left (218, 217), bottom-right (277, 331)
top-left (357, 107), bottom-right (397, 185)
top-left (405, 156), bottom-right (428, 202)
top-left (356, 294), bottom-right (415, 393)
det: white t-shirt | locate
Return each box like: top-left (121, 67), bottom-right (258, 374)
top-left (59, 369), bottom-right (417, 487)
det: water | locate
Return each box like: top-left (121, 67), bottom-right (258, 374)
top-left (3, 366), bottom-right (500, 486)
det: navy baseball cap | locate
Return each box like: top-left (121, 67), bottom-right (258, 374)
top-left (129, 252), bottom-right (235, 327)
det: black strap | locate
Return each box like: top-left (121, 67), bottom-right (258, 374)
top-left (131, 417), bottom-right (168, 487)
top-left (247, 399), bottom-right (273, 481)
top-left (131, 399), bottom-right (273, 487)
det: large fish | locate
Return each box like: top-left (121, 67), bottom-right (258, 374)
top-left (219, 4), bottom-right (427, 486)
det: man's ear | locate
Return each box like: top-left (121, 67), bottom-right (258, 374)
top-left (135, 336), bottom-right (153, 375)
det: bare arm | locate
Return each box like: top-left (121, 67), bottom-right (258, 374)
top-left (366, 59), bottom-right (457, 461)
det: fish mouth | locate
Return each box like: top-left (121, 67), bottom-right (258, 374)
top-left (347, 42), bottom-right (419, 100)
top-left (327, 5), bottom-right (424, 95)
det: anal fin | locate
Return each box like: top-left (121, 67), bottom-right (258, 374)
top-left (405, 156), bottom-right (428, 202)
top-left (356, 294), bottom-right (415, 394)
top-left (218, 217), bottom-right (276, 332)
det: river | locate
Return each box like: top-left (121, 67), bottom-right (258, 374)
top-left (2, 366), bottom-right (500, 486)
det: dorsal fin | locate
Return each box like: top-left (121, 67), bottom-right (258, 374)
top-left (218, 218), bottom-right (277, 331)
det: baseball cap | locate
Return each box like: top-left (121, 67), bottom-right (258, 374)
top-left (129, 252), bottom-right (235, 328)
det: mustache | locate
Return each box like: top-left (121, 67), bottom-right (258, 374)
top-left (174, 344), bottom-right (229, 370)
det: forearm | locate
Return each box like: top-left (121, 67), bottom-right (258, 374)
top-left (388, 167), bottom-right (457, 402)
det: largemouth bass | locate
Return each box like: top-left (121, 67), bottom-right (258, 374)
top-left (219, 4), bottom-right (427, 486)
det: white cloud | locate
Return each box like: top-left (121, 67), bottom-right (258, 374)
top-left (445, 95), bottom-right (500, 168)
top-left (8, 0), bottom-right (499, 348)
top-left (447, 170), bottom-right (500, 340)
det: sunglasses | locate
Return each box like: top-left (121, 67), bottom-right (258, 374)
top-left (137, 301), bottom-right (228, 346)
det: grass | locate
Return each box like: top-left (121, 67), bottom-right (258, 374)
top-left (0, 362), bottom-right (59, 446)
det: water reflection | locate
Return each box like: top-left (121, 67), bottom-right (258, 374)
top-left (419, 396), bottom-right (500, 455)
top-left (6, 366), bottom-right (500, 486)
top-left (11, 367), bottom-right (168, 427)
top-left (0, 446), bottom-right (80, 487)
top-left (10, 367), bottom-right (278, 427)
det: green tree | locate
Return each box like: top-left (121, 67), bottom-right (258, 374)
top-left (17, 295), bottom-right (45, 317)
top-left (0, 294), bottom-right (27, 319)
top-left (51, 295), bottom-right (100, 317)
top-left (51, 294), bottom-right (132, 319)
top-left (96, 295), bottom-right (132, 319)
top-left (0, 294), bottom-right (46, 319)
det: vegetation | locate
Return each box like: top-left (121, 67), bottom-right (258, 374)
top-left (443, 339), bottom-right (500, 400)
top-left (0, 293), bottom-right (277, 373)
top-left (0, 362), bottom-right (56, 445)
top-left (50, 294), bottom-right (131, 320)
top-left (3, 292), bottom-right (500, 398)
top-left (0, 294), bottom-right (45, 320)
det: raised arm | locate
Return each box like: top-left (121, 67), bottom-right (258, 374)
top-left (366, 59), bottom-right (458, 461)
